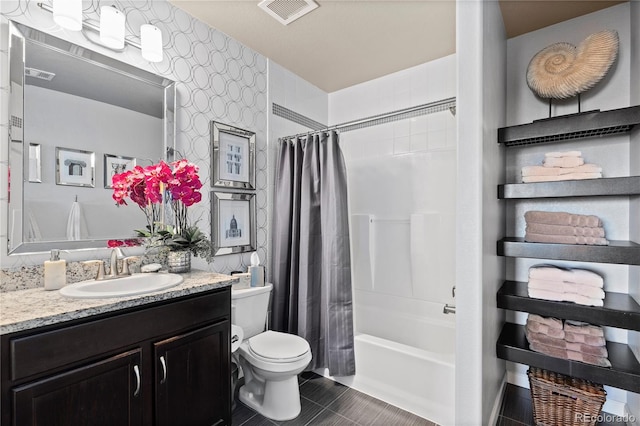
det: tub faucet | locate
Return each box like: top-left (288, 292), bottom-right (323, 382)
top-left (443, 304), bottom-right (456, 314)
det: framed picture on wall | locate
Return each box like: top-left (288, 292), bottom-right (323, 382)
top-left (210, 121), bottom-right (255, 190)
top-left (55, 147), bottom-right (95, 188)
top-left (211, 191), bottom-right (256, 256)
top-left (104, 154), bottom-right (136, 188)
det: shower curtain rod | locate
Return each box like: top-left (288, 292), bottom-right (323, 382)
top-left (281, 96), bottom-right (456, 140)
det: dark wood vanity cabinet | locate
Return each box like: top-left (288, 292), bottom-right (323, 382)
top-left (1, 287), bottom-right (231, 426)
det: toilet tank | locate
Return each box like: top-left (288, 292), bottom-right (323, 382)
top-left (231, 283), bottom-right (272, 339)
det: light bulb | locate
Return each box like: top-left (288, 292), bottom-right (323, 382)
top-left (141, 24), bottom-right (163, 63)
top-left (53, 0), bottom-right (82, 31)
top-left (100, 6), bottom-right (125, 49)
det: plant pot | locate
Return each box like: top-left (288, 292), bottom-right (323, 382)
top-left (167, 250), bottom-right (191, 273)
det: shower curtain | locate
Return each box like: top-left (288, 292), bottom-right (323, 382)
top-left (271, 131), bottom-right (355, 377)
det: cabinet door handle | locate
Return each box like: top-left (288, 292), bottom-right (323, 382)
top-left (160, 355), bottom-right (167, 384)
top-left (133, 365), bottom-right (141, 397)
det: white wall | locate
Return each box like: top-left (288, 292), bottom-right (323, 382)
top-left (628, 0), bottom-right (640, 422)
top-left (455, 0), bottom-right (506, 424)
top-left (504, 2), bottom-right (636, 417)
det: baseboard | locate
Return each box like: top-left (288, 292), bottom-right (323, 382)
top-left (489, 373), bottom-right (507, 426)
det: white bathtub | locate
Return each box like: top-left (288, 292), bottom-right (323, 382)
top-left (321, 291), bottom-right (456, 426)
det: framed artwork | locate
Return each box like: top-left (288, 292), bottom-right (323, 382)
top-left (104, 154), bottom-right (136, 188)
top-left (28, 143), bottom-right (41, 183)
top-left (211, 191), bottom-right (256, 256)
top-left (211, 121), bottom-right (255, 189)
top-left (55, 147), bottom-right (95, 187)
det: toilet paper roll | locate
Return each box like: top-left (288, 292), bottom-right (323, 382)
top-left (231, 325), bottom-right (244, 353)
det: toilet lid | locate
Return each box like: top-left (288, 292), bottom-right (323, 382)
top-left (248, 330), bottom-right (310, 361)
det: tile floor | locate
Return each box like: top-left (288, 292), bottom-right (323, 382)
top-left (232, 372), bottom-right (437, 426)
top-left (497, 384), bottom-right (629, 426)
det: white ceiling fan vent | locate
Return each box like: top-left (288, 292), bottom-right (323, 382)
top-left (25, 67), bottom-right (56, 81)
top-left (258, 0), bottom-right (319, 25)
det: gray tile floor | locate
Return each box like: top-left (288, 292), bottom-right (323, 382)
top-left (232, 372), bottom-right (438, 426)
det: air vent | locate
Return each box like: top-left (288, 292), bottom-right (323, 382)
top-left (258, 0), bottom-right (318, 25)
top-left (25, 67), bottom-right (56, 81)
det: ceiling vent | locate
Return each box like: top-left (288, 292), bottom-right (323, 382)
top-left (25, 67), bottom-right (56, 81)
top-left (258, 0), bottom-right (319, 25)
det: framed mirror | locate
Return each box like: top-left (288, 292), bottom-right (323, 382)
top-left (7, 21), bottom-right (176, 254)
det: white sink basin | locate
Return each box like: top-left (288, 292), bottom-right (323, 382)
top-left (59, 273), bottom-right (184, 299)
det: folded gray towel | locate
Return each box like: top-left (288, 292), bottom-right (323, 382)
top-left (528, 341), bottom-right (611, 368)
top-left (525, 318), bottom-right (565, 339)
top-left (526, 223), bottom-right (606, 238)
top-left (564, 331), bottom-right (607, 347)
top-left (527, 314), bottom-right (563, 330)
top-left (564, 321), bottom-right (605, 337)
top-left (525, 232), bottom-right (609, 246)
top-left (524, 211), bottom-right (603, 228)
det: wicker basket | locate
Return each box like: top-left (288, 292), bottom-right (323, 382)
top-left (528, 367), bottom-right (606, 426)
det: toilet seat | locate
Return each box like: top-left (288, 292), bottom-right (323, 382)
top-left (248, 330), bottom-right (310, 363)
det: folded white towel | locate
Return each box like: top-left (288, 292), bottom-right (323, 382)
top-left (528, 288), bottom-right (604, 307)
top-left (522, 172), bottom-right (602, 183)
top-left (521, 164), bottom-right (602, 177)
top-left (543, 156), bottom-right (585, 168)
top-left (529, 266), bottom-right (604, 288)
top-left (528, 279), bottom-right (605, 299)
top-left (545, 151), bottom-right (582, 158)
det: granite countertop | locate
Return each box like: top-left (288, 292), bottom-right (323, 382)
top-left (0, 270), bottom-right (237, 335)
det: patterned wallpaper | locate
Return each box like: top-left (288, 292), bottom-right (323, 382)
top-left (0, 0), bottom-right (269, 280)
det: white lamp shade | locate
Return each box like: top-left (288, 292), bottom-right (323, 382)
top-left (141, 24), bottom-right (163, 62)
top-left (100, 6), bottom-right (125, 49)
top-left (53, 0), bottom-right (83, 31)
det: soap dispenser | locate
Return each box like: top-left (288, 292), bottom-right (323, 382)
top-left (249, 252), bottom-right (265, 287)
top-left (44, 249), bottom-right (66, 290)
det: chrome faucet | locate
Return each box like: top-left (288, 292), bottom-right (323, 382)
top-left (84, 249), bottom-right (139, 280)
top-left (108, 248), bottom-right (122, 278)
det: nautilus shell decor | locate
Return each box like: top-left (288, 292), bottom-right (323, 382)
top-left (526, 30), bottom-right (619, 99)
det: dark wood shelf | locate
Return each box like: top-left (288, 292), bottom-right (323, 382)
top-left (497, 281), bottom-right (640, 331)
top-left (498, 176), bottom-right (640, 199)
top-left (497, 238), bottom-right (640, 265)
top-left (497, 105), bottom-right (640, 147)
top-left (496, 323), bottom-right (640, 393)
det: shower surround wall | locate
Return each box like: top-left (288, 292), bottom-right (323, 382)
top-left (0, 0), bottom-right (268, 276)
top-left (328, 55), bottom-right (457, 425)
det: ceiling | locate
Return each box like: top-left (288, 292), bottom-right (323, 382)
top-left (168, 0), bottom-right (627, 93)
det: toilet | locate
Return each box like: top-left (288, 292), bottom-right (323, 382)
top-left (231, 283), bottom-right (312, 421)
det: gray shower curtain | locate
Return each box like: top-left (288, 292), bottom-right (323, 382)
top-left (271, 130), bottom-right (355, 377)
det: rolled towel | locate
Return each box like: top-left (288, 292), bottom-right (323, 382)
top-left (526, 328), bottom-right (609, 357)
top-left (525, 318), bottom-right (565, 339)
top-left (564, 320), bottom-right (605, 337)
top-left (525, 327), bottom-right (567, 349)
top-left (565, 331), bottom-right (607, 347)
top-left (521, 164), bottom-right (601, 176)
top-left (524, 211), bottom-right (603, 228)
top-left (528, 288), bottom-right (604, 307)
top-left (522, 172), bottom-right (602, 183)
top-left (527, 313), bottom-right (563, 330)
top-left (566, 350), bottom-right (612, 368)
top-left (543, 156), bottom-right (585, 168)
top-left (529, 266), bottom-right (603, 288)
top-left (545, 151), bottom-right (582, 158)
top-left (526, 223), bottom-right (606, 238)
top-left (525, 232), bottom-right (609, 246)
top-left (528, 279), bottom-right (605, 299)
top-left (529, 341), bottom-right (611, 367)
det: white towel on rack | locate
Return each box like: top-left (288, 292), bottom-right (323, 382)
top-left (66, 200), bottom-right (82, 240)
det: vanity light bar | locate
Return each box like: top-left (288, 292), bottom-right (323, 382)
top-left (37, 2), bottom-right (162, 62)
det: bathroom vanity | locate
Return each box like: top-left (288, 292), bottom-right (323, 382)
top-left (0, 271), bottom-right (234, 426)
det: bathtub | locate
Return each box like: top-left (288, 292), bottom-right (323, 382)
top-left (320, 291), bottom-right (456, 426)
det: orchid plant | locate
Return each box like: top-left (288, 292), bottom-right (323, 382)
top-left (111, 159), bottom-right (213, 262)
